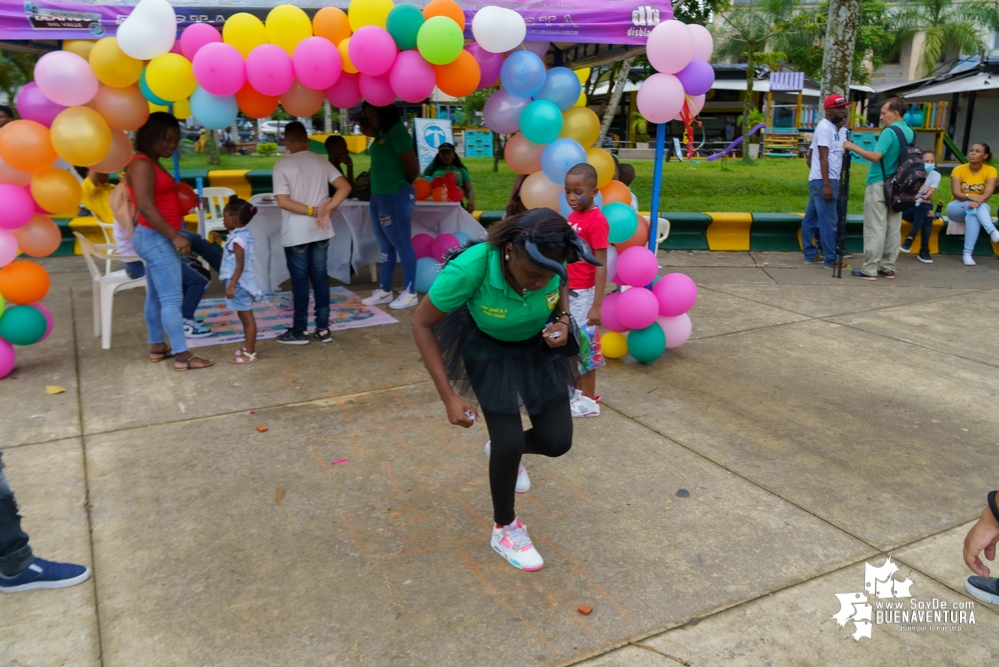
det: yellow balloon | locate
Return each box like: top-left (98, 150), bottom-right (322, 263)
top-left (148, 102), bottom-right (168, 113)
top-left (348, 0), bottom-right (394, 31)
top-left (63, 40), bottom-right (96, 59)
top-left (574, 90), bottom-right (588, 108)
top-left (339, 38), bottom-right (359, 74)
top-left (601, 331), bottom-right (628, 359)
top-left (224, 12), bottom-right (268, 58)
top-left (145, 54), bottom-right (197, 103)
top-left (149, 98), bottom-right (191, 118)
top-left (89, 37), bottom-right (143, 88)
top-left (559, 106), bottom-right (601, 147)
top-left (266, 5), bottom-right (313, 55)
top-left (586, 147), bottom-right (615, 188)
top-left (50, 106), bottom-right (112, 167)
top-left (31, 168), bottom-right (83, 215)
top-left (574, 67), bottom-right (591, 83)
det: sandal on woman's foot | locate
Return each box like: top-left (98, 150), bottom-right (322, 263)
top-left (173, 355), bottom-right (214, 371)
top-left (149, 348), bottom-right (173, 362)
top-left (229, 350), bottom-right (258, 364)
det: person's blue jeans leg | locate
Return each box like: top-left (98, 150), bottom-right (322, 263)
top-left (369, 193), bottom-right (398, 292)
top-left (370, 185), bottom-right (417, 293)
top-left (310, 239), bottom-right (330, 330)
top-left (801, 181), bottom-right (821, 261)
top-left (180, 262), bottom-right (209, 321)
top-left (179, 229), bottom-right (221, 273)
top-left (284, 242), bottom-right (312, 333)
top-left (124, 261), bottom-right (145, 280)
top-left (0, 453), bottom-right (34, 578)
top-left (817, 180), bottom-right (839, 266)
top-left (132, 226), bottom-right (188, 353)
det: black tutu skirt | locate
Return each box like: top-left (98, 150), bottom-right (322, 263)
top-left (434, 305), bottom-right (579, 416)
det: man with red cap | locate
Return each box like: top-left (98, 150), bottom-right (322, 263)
top-left (801, 94), bottom-right (851, 269)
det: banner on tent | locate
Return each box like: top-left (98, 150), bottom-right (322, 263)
top-left (414, 118), bottom-right (453, 173)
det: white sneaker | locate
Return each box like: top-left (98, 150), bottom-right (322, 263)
top-left (570, 393), bottom-right (600, 418)
top-left (485, 440), bottom-right (530, 493)
top-left (491, 518), bottom-right (544, 571)
top-left (963, 254), bottom-right (977, 266)
top-left (362, 289), bottom-right (393, 305)
top-left (990, 229), bottom-right (999, 243)
top-left (183, 319), bottom-right (212, 338)
top-left (389, 290), bottom-right (419, 310)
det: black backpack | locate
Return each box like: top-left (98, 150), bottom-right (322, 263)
top-left (880, 125), bottom-right (926, 212)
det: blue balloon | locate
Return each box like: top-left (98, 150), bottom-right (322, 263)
top-left (519, 100), bottom-right (563, 145)
top-left (501, 51), bottom-right (547, 99)
top-left (139, 69), bottom-right (169, 106)
top-left (535, 67), bottom-right (581, 111)
top-left (190, 87), bottom-right (239, 130)
top-left (415, 257), bottom-right (442, 293)
top-left (541, 137), bottom-right (587, 185)
top-left (452, 231), bottom-right (471, 245)
top-left (558, 190), bottom-right (603, 217)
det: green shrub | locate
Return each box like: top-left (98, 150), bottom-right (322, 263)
top-left (257, 142), bottom-right (278, 156)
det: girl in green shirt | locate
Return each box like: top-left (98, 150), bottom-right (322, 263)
top-left (412, 209), bottom-right (602, 572)
top-left (423, 142), bottom-right (475, 213)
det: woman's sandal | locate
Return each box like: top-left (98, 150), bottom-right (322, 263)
top-left (149, 348), bottom-right (174, 362)
top-left (229, 350), bottom-right (258, 364)
top-left (173, 355), bottom-right (214, 371)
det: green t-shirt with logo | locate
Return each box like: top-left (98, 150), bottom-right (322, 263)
top-left (370, 123), bottom-right (413, 194)
top-left (866, 121), bottom-right (915, 186)
top-left (428, 242), bottom-right (560, 342)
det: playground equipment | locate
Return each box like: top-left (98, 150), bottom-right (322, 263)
top-left (706, 123), bottom-right (765, 161)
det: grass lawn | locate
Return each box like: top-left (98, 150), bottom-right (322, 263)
top-left (179, 154), bottom-right (873, 214)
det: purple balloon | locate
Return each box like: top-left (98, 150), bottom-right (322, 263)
top-left (32, 302), bottom-right (54, 342)
top-left (14, 82), bottom-right (66, 127)
top-left (466, 44), bottom-right (504, 90)
top-left (483, 89), bottom-right (529, 134)
top-left (675, 59), bottom-right (714, 97)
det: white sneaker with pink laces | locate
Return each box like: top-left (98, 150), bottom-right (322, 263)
top-left (484, 440), bottom-right (530, 494)
top-left (491, 518), bottom-right (544, 571)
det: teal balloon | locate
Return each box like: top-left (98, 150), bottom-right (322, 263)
top-left (190, 87), bottom-right (238, 130)
top-left (0, 305), bottom-right (46, 346)
top-left (387, 4), bottom-right (424, 51)
top-left (519, 100), bottom-right (563, 145)
top-left (627, 322), bottom-right (666, 363)
top-left (603, 202), bottom-right (639, 243)
top-left (139, 69), bottom-right (170, 106)
top-left (415, 257), bottom-right (441, 293)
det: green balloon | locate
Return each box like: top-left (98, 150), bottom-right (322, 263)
top-left (627, 322), bottom-right (666, 363)
top-left (520, 100), bottom-right (563, 145)
top-left (417, 16), bottom-right (464, 66)
top-left (0, 293), bottom-right (5, 320)
top-left (603, 202), bottom-right (639, 243)
top-left (387, 4), bottom-right (424, 51)
top-left (0, 305), bottom-right (46, 346)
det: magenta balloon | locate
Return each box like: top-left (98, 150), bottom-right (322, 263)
top-left (0, 184), bottom-right (34, 230)
top-left (647, 20), bottom-right (694, 74)
top-left (0, 229), bottom-right (17, 267)
top-left (326, 73), bottom-right (362, 109)
top-left (0, 339), bottom-right (14, 379)
top-left (358, 72), bottom-right (396, 107)
top-left (637, 73), bottom-right (685, 124)
top-left (652, 272), bottom-right (698, 317)
top-left (618, 287), bottom-right (659, 331)
top-left (603, 291), bottom-right (630, 333)
top-left (181, 23), bottom-right (222, 60)
top-left (349, 26), bottom-right (398, 77)
top-left (466, 44), bottom-right (504, 91)
top-left (294, 37), bottom-right (343, 91)
top-left (675, 60), bottom-right (714, 97)
top-left (483, 89), bottom-right (529, 134)
top-left (34, 51), bottom-right (98, 106)
top-left (687, 23), bottom-right (714, 62)
top-left (246, 44), bottom-right (295, 97)
top-left (31, 301), bottom-right (54, 341)
top-left (14, 83), bottom-right (67, 127)
top-left (412, 233), bottom-right (435, 259)
top-left (389, 50), bottom-right (435, 103)
top-left (656, 313), bottom-right (691, 349)
top-left (616, 246), bottom-right (658, 288)
top-left (431, 233), bottom-right (460, 262)
top-left (193, 42), bottom-right (246, 96)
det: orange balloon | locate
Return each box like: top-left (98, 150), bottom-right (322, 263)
top-left (521, 171), bottom-right (562, 211)
top-left (0, 120), bottom-right (58, 174)
top-left (614, 215), bottom-right (650, 251)
top-left (313, 7), bottom-right (352, 45)
top-left (504, 132), bottom-right (544, 174)
top-left (431, 186), bottom-right (444, 202)
top-left (281, 80), bottom-right (324, 117)
top-left (0, 260), bottom-right (50, 304)
top-left (93, 85), bottom-right (149, 131)
top-left (12, 214), bottom-right (62, 258)
top-left (30, 168), bottom-right (82, 214)
top-left (338, 38), bottom-right (358, 74)
top-left (599, 180), bottom-right (631, 205)
top-left (91, 130), bottom-right (133, 174)
top-left (434, 50), bottom-right (480, 98)
top-left (414, 178), bottom-right (432, 200)
top-left (236, 82), bottom-right (280, 118)
top-left (423, 0), bottom-right (465, 30)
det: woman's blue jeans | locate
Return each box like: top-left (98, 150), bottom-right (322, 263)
top-left (946, 199), bottom-right (996, 254)
top-left (369, 184), bottom-right (417, 293)
top-left (125, 261), bottom-right (207, 321)
top-left (132, 226), bottom-right (188, 353)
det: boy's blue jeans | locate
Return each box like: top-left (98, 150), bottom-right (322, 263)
top-left (0, 453), bottom-right (33, 578)
top-left (284, 239), bottom-right (330, 333)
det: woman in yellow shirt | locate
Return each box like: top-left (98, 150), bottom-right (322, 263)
top-left (947, 143), bottom-right (998, 265)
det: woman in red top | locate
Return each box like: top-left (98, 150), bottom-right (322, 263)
top-left (126, 112), bottom-right (213, 370)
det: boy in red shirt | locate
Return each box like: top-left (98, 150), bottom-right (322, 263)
top-left (564, 163), bottom-right (608, 417)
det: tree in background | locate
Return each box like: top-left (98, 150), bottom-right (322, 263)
top-left (888, 0), bottom-right (999, 77)
top-left (0, 53), bottom-right (38, 113)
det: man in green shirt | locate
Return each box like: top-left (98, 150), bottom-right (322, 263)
top-left (844, 97), bottom-right (914, 280)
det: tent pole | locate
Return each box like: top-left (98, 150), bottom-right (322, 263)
top-left (648, 122), bottom-right (665, 257)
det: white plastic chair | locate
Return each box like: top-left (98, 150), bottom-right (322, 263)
top-left (74, 232), bottom-right (147, 350)
top-left (656, 218), bottom-right (670, 244)
top-left (198, 186), bottom-right (236, 239)
top-left (93, 219), bottom-right (117, 273)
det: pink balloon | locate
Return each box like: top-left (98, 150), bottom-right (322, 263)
top-left (389, 51), bottom-right (436, 104)
top-left (412, 233), bottom-right (435, 259)
top-left (431, 233), bottom-right (460, 262)
top-left (483, 89), bottom-right (529, 134)
top-left (687, 23), bottom-right (714, 62)
top-left (0, 229), bottom-right (18, 267)
top-left (31, 302), bottom-right (54, 342)
top-left (294, 37), bottom-right (343, 91)
top-left (181, 23), bottom-right (222, 61)
top-left (656, 313), bottom-right (691, 349)
top-left (246, 44), bottom-right (295, 97)
top-left (618, 287), bottom-right (659, 331)
top-left (647, 21), bottom-right (693, 74)
top-left (34, 51), bottom-right (98, 107)
top-left (503, 132), bottom-right (544, 175)
top-left (637, 73), bottom-right (685, 124)
top-left (170, 40), bottom-right (184, 55)
top-left (193, 42), bottom-right (246, 96)
top-left (0, 184), bottom-right (35, 230)
top-left (349, 26), bottom-right (398, 77)
top-left (326, 73), bottom-right (362, 109)
top-left (358, 73), bottom-right (396, 107)
top-left (616, 246), bottom-right (658, 287)
top-left (601, 291), bottom-right (628, 333)
top-left (466, 44), bottom-right (504, 91)
top-left (653, 273), bottom-right (697, 317)
top-left (0, 339), bottom-right (14, 379)
top-left (0, 157), bottom-right (31, 187)
top-left (675, 93), bottom-right (706, 121)
top-left (15, 83), bottom-right (67, 127)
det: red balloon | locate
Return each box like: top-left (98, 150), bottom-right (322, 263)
top-left (442, 171), bottom-right (458, 188)
top-left (447, 185), bottom-right (463, 202)
top-left (174, 182), bottom-right (198, 214)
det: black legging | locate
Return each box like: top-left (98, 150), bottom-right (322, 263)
top-left (482, 401), bottom-right (573, 526)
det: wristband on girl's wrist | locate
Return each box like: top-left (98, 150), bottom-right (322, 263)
top-left (308, 205), bottom-right (315, 217)
top-left (988, 490), bottom-right (999, 523)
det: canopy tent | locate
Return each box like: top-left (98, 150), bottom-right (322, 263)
top-left (905, 71), bottom-right (999, 98)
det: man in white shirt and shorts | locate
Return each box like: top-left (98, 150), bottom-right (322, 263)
top-left (802, 94), bottom-right (850, 269)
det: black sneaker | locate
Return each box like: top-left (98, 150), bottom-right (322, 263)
top-left (917, 251), bottom-right (933, 264)
top-left (851, 269), bottom-right (876, 281)
top-left (314, 328), bottom-right (332, 343)
top-left (276, 329), bottom-right (310, 345)
top-left (965, 576), bottom-right (999, 605)
top-left (899, 238), bottom-right (913, 253)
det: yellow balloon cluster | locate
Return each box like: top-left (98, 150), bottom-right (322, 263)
top-left (348, 0), bottom-right (395, 30)
top-left (89, 37), bottom-right (142, 88)
top-left (559, 106), bottom-right (601, 147)
top-left (50, 107), bottom-right (111, 167)
top-left (224, 12), bottom-right (268, 58)
top-left (586, 147), bottom-right (615, 188)
top-left (145, 54), bottom-right (197, 103)
top-left (266, 5), bottom-right (313, 55)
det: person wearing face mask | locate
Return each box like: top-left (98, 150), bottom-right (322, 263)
top-left (899, 150), bottom-right (940, 263)
top-left (801, 95), bottom-right (850, 269)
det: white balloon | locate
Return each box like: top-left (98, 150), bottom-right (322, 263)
top-left (116, 0), bottom-right (177, 60)
top-left (472, 7), bottom-right (526, 54)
